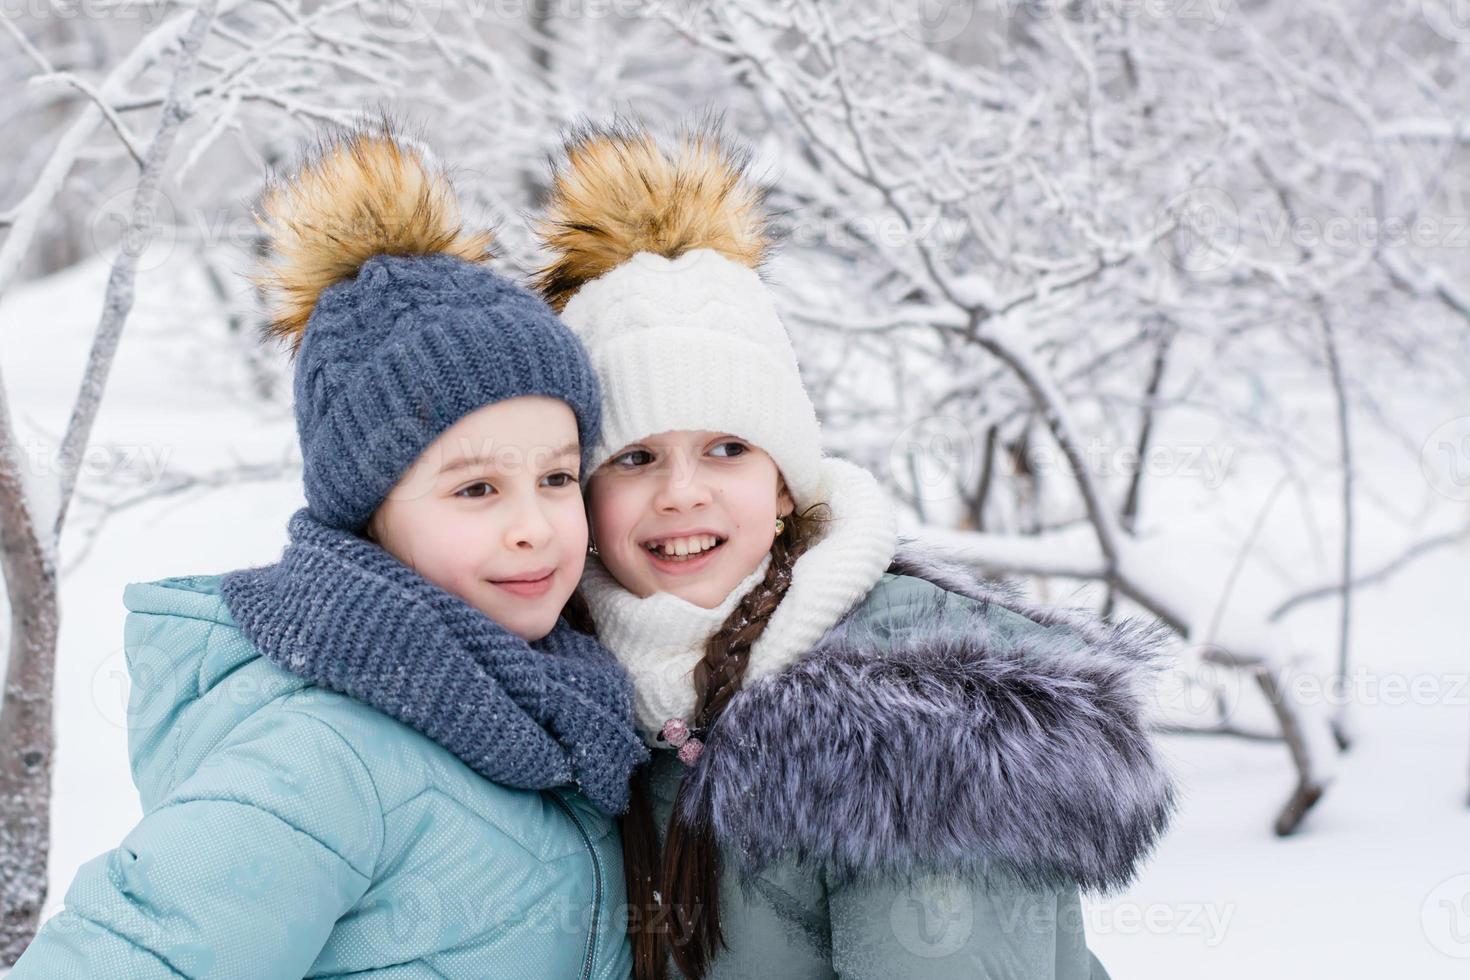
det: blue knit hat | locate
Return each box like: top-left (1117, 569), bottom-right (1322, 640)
top-left (255, 123), bottom-right (600, 532)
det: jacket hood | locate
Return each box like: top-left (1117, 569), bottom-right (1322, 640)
top-left (121, 574), bottom-right (304, 809)
top-left (677, 545), bottom-right (1179, 896)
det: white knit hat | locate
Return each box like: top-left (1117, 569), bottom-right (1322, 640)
top-left (534, 124), bottom-right (828, 508)
top-left (559, 247), bottom-right (826, 506)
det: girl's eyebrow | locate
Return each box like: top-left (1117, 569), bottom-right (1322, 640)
top-left (439, 442), bottom-right (580, 476)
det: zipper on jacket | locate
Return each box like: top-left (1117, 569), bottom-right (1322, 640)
top-left (549, 790), bottom-right (601, 980)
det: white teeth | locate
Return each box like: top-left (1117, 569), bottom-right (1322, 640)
top-left (645, 534), bottom-right (723, 560)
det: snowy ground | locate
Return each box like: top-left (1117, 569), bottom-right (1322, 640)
top-left (3, 252), bottom-right (1467, 977)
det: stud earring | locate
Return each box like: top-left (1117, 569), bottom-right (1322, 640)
top-left (774, 518), bottom-right (785, 536)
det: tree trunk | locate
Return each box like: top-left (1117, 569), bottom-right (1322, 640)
top-left (0, 507), bottom-right (59, 965)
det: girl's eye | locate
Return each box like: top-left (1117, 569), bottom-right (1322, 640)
top-left (611, 449), bottom-right (655, 468)
top-left (709, 441), bottom-right (748, 458)
top-left (456, 482), bottom-right (495, 499)
top-left (541, 471), bottom-right (577, 488)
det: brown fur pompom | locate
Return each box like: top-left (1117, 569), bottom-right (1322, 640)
top-left (533, 121), bottom-right (772, 313)
top-left (255, 120), bottom-right (494, 354)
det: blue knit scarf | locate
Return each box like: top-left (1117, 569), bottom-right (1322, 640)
top-left (218, 507), bottom-right (648, 814)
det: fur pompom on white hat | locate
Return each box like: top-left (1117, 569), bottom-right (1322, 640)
top-left (533, 121), bottom-right (828, 508)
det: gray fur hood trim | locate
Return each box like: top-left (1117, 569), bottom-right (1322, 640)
top-left (678, 544), bottom-right (1178, 896)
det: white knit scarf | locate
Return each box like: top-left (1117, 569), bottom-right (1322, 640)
top-left (579, 457), bottom-right (898, 742)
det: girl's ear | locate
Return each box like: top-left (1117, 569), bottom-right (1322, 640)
top-left (777, 481), bottom-right (795, 519)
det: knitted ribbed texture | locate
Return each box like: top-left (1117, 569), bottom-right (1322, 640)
top-left (578, 457), bottom-right (898, 734)
top-left (297, 252), bottom-right (601, 532)
top-left (560, 249), bottom-right (825, 506)
top-left (219, 507), bottom-right (648, 814)
top-left (579, 552), bottom-right (772, 741)
top-left (748, 458), bottom-right (899, 680)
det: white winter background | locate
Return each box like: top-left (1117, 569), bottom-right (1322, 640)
top-left (3, 1), bottom-right (1470, 978)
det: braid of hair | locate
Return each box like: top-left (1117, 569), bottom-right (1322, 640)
top-left (660, 500), bottom-right (829, 980)
top-left (690, 535), bottom-right (792, 732)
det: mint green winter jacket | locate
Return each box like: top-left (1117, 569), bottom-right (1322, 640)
top-left (11, 575), bottom-right (631, 979)
top-left (647, 558), bottom-right (1178, 980)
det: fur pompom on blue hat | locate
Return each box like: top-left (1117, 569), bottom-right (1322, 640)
top-left (255, 119), bottom-right (601, 532)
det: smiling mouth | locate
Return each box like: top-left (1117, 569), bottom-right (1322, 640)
top-left (641, 534), bottom-right (727, 562)
top-left (488, 569), bottom-right (557, 596)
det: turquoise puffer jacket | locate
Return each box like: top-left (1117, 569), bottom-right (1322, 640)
top-left (11, 575), bottom-right (630, 979)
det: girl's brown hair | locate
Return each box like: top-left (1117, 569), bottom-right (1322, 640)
top-left (617, 499), bottom-right (829, 980)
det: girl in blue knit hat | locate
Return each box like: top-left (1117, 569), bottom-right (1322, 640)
top-left (532, 123), bottom-right (1179, 980)
top-left (10, 123), bottom-right (647, 979)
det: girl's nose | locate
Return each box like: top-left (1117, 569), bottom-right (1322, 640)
top-left (504, 496), bottom-right (556, 550)
top-left (653, 456), bottom-right (713, 512)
